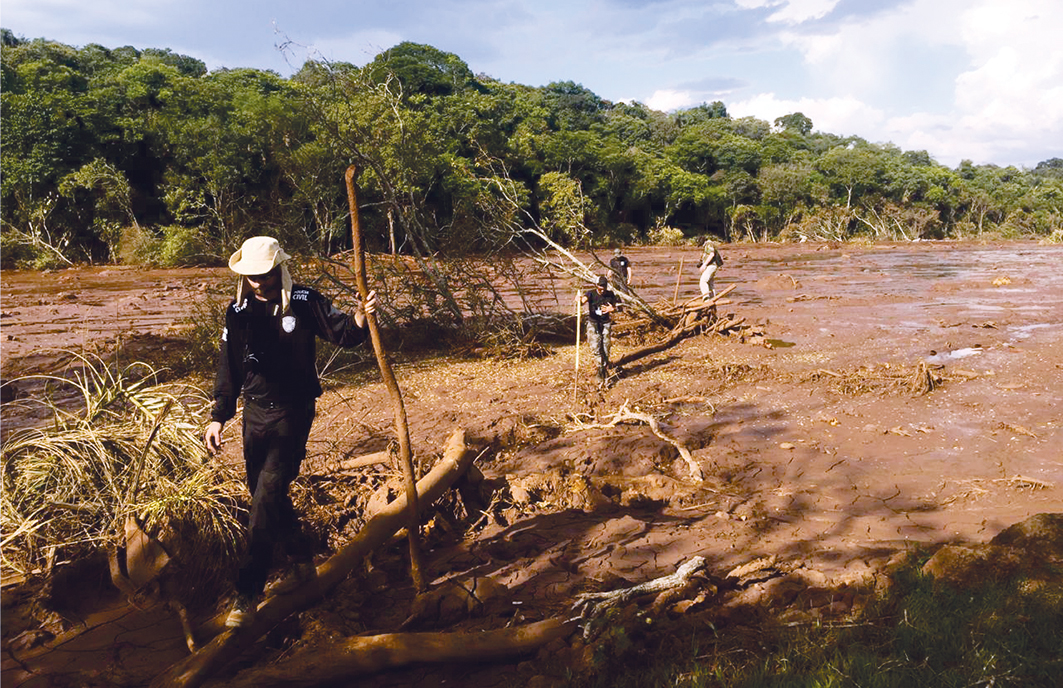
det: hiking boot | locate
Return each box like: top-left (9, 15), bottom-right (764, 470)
top-left (225, 593), bottom-right (258, 629)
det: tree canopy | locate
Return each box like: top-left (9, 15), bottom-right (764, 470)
top-left (2, 33), bottom-right (1061, 267)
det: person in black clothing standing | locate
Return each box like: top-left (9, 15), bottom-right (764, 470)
top-left (609, 248), bottom-right (632, 294)
top-left (581, 275), bottom-right (620, 386)
top-left (204, 236), bottom-right (376, 628)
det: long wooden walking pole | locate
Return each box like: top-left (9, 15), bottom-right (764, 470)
top-left (345, 165), bottom-right (425, 593)
top-left (672, 257), bottom-right (685, 305)
top-left (573, 289), bottom-right (581, 401)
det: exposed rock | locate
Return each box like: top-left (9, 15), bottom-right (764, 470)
top-left (921, 513), bottom-right (1063, 588)
top-left (990, 513), bottom-right (1063, 553)
top-left (921, 545), bottom-right (982, 584)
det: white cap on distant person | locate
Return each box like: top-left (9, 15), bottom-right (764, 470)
top-left (228, 236), bottom-right (291, 276)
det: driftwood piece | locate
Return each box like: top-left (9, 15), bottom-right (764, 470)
top-left (220, 618), bottom-right (576, 687)
top-left (714, 315), bottom-right (745, 333)
top-left (637, 286), bottom-right (735, 326)
top-left (612, 319), bottom-right (701, 369)
top-left (152, 429), bottom-right (476, 688)
top-left (109, 517), bottom-right (198, 653)
top-left (679, 284), bottom-right (736, 314)
top-left (571, 556), bottom-right (707, 639)
top-left (574, 402), bottom-right (703, 481)
top-left (335, 450), bottom-right (392, 472)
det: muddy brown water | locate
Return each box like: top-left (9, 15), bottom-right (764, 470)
top-left (2, 241), bottom-right (1062, 687)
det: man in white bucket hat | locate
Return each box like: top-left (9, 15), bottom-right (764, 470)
top-left (204, 236), bottom-right (377, 628)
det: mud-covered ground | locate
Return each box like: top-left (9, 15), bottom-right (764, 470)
top-left (2, 241), bottom-right (1062, 687)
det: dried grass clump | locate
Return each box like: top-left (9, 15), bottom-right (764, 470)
top-left (1, 353), bottom-right (244, 589)
top-left (802, 362), bottom-right (948, 396)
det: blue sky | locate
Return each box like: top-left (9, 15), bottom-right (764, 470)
top-left (4, 0), bottom-right (1061, 168)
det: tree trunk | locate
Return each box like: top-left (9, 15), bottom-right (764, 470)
top-left (220, 618), bottom-right (575, 687)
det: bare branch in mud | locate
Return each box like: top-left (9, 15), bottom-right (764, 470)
top-left (332, 450), bottom-right (392, 472)
top-left (571, 401), bottom-right (704, 481)
top-left (609, 287), bottom-right (738, 371)
top-left (216, 618), bottom-right (576, 687)
top-left (216, 557), bottom-right (714, 685)
top-left (571, 556), bottom-right (707, 639)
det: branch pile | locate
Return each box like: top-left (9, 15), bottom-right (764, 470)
top-left (613, 285), bottom-right (741, 370)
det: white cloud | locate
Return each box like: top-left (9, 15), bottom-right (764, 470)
top-left (759, 0), bottom-right (1063, 165)
top-left (646, 89), bottom-right (698, 112)
top-left (4, 0), bottom-right (179, 35)
top-left (954, 0), bottom-right (1063, 131)
top-left (728, 92), bottom-right (884, 137)
top-left (733, 0), bottom-right (841, 24)
top-left (776, 1), bottom-right (962, 95)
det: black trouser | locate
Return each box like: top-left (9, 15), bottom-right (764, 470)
top-left (235, 398), bottom-right (315, 598)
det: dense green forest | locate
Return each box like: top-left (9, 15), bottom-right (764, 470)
top-left (3, 31), bottom-right (1062, 268)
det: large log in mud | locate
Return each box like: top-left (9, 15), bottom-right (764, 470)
top-left (220, 618), bottom-right (576, 687)
top-left (152, 429), bottom-right (477, 688)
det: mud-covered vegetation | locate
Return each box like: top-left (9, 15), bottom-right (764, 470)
top-left (3, 31), bottom-right (1063, 272)
top-left (0, 355), bottom-right (244, 603)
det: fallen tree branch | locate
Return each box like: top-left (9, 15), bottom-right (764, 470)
top-left (714, 315), bottom-right (745, 333)
top-left (573, 402), bottom-right (703, 481)
top-left (220, 618), bottom-right (576, 687)
top-left (335, 450), bottom-right (392, 472)
top-left (658, 285), bottom-right (736, 318)
top-left (571, 556), bottom-right (707, 639)
top-left (613, 319), bottom-right (703, 369)
top-left (611, 286), bottom-right (738, 369)
top-left (152, 429), bottom-right (476, 688)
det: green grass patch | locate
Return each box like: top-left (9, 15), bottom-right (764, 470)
top-left (564, 562), bottom-right (1063, 688)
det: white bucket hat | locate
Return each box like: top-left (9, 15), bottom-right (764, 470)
top-left (229, 236), bottom-right (293, 313)
top-left (228, 236), bottom-right (291, 275)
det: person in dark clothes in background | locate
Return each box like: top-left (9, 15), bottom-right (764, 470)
top-left (609, 248), bottom-right (632, 294)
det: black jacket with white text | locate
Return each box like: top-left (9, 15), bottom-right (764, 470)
top-left (211, 285), bottom-right (368, 423)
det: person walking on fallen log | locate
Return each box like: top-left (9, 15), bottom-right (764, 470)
top-left (698, 240), bottom-right (724, 318)
top-left (581, 275), bottom-right (621, 387)
top-left (609, 247), bottom-right (632, 294)
top-left (204, 236), bottom-right (377, 629)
